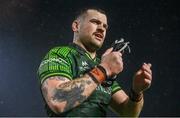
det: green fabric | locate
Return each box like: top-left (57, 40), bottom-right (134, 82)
top-left (37, 43), bottom-right (121, 117)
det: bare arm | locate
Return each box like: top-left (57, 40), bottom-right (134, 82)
top-left (41, 48), bottom-right (125, 114)
top-left (41, 75), bottom-right (98, 114)
top-left (110, 63), bottom-right (152, 117)
top-left (110, 90), bottom-right (144, 117)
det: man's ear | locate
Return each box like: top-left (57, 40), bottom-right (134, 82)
top-left (72, 20), bottom-right (79, 32)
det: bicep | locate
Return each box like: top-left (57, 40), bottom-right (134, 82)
top-left (110, 90), bottom-right (129, 113)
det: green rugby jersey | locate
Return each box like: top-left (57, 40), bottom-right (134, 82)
top-left (37, 43), bottom-right (121, 117)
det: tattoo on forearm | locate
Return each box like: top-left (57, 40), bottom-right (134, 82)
top-left (52, 79), bottom-right (92, 112)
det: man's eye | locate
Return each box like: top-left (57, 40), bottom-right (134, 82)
top-left (90, 19), bottom-right (100, 25)
top-left (91, 21), bottom-right (98, 24)
top-left (103, 24), bottom-right (108, 30)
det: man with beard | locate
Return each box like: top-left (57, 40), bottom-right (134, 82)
top-left (37, 7), bottom-right (152, 117)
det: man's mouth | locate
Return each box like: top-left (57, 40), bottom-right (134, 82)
top-left (94, 33), bottom-right (104, 41)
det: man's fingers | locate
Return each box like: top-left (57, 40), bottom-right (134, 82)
top-left (142, 64), bottom-right (152, 75)
top-left (117, 51), bottom-right (122, 57)
top-left (102, 47), bottom-right (113, 57)
top-left (147, 63), bottom-right (152, 68)
top-left (143, 71), bottom-right (152, 81)
top-left (144, 79), bottom-right (151, 87)
top-left (143, 63), bottom-right (152, 68)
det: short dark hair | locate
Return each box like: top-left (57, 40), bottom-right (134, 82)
top-left (74, 7), bottom-right (106, 20)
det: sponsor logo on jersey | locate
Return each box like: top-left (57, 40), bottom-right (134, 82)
top-left (39, 57), bottom-right (69, 68)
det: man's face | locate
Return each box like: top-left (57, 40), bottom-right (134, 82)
top-left (77, 10), bottom-right (108, 51)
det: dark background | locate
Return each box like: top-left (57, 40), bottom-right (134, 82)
top-left (0, 0), bottom-right (179, 116)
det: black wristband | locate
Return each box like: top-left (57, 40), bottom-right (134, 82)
top-left (96, 65), bottom-right (107, 79)
top-left (129, 87), bottom-right (143, 102)
top-left (87, 72), bottom-right (99, 84)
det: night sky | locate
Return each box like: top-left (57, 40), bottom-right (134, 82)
top-left (0, 0), bottom-right (179, 116)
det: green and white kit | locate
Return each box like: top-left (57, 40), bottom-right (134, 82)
top-left (37, 43), bottom-right (121, 117)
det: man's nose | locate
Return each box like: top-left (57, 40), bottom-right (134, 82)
top-left (97, 24), bottom-right (105, 33)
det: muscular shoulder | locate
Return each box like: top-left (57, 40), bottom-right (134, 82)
top-left (38, 45), bottom-right (77, 84)
top-left (48, 46), bottom-right (76, 58)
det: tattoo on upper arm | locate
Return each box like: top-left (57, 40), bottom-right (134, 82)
top-left (52, 79), bottom-right (92, 112)
top-left (41, 76), bottom-right (67, 100)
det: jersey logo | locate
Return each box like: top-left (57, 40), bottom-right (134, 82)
top-left (82, 61), bottom-right (88, 67)
top-left (79, 61), bottom-right (90, 71)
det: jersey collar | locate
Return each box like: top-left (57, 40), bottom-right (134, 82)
top-left (69, 43), bottom-right (97, 61)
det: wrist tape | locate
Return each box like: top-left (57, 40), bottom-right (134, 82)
top-left (88, 65), bottom-right (107, 84)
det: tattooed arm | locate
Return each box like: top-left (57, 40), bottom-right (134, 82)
top-left (41, 74), bottom-right (98, 114)
top-left (41, 47), bottom-right (125, 114)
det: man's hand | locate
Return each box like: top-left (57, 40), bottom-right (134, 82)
top-left (132, 63), bottom-right (152, 94)
top-left (100, 47), bottom-right (124, 77)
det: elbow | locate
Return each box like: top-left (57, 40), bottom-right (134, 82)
top-left (47, 100), bottom-right (67, 114)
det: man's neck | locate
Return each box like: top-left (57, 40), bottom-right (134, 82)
top-left (73, 40), bottom-right (96, 59)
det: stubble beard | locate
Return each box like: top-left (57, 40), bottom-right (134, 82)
top-left (78, 33), bottom-right (104, 52)
top-left (86, 37), bottom-right (104, 52)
